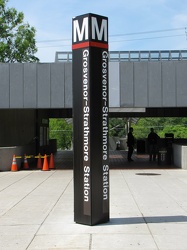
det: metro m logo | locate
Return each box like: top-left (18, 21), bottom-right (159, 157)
top-left (73, 17), bottom-right (89, 43)
top-left (91, 17), bottom-right (107, 42)
top-left (73, 14), bottom-right (108, 43)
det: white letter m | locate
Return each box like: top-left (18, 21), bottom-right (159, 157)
top-left (73, 17), bottom-right (88, 42)
top-left (91, 17), bottom-right (107, 42)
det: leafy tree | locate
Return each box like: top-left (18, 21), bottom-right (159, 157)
top-left (49, 117), bottom-right (187, 150)
top-left (109, 118), bottom-right (126, 137)
top-left (134, 117), bottom-right (187, 139)
top-left (0, 0), bottom-right (39, 62)
top-left (49, 119), bottom-right (72, 150)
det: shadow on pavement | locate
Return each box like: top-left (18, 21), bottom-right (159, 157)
top-left (104, 215), bottom-right (187, 225)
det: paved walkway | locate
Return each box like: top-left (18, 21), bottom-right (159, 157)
top-left (53, 150), bottom-right (176, 170)
top-left (1, 151), bottom-right (187, 249)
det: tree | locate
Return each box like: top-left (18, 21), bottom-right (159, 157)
top-left (134, 117), bottom-right (187, 139)
top-left (49, 119), bottom-right (73, 150)
top-left (0, 0), bottom-right (39, 62)
top-left (109, 118), bottom-right (126, 137)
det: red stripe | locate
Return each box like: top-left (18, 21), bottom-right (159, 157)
top-left (89, 41), bottom-right (108, 49)
top-left (72, 41), bottom-right (108, 50)
top-left (72, 42), bottom-right (90, 50)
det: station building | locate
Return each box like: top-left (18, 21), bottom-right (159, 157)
top-left (0, 50), bottom-right (187, 170)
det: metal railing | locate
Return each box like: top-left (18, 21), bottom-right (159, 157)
top-left (55, 50), bottom-right (187, 62)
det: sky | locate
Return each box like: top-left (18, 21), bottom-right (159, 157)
top-left (7, 0), bottom-right (187, 62)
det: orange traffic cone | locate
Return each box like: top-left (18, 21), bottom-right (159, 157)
top-left (49, 153), bottom-right (55, 169)
top-left (37, 153), bottom-right (42, 169)
top-left (11, 155), bottom-right (18, 171)
top-left (23, 154), bottom-right (29, 169)
top-left (42, 154), bottom-right (49, 171)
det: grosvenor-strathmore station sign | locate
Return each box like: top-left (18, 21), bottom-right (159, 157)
top-left (72, 13), bottom-right (109, 226)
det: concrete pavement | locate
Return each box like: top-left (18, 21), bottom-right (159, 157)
top-left (1, 170), bottom-right (187, 250)
top-left (1, 151), bottom-right (187, 249)
top-left (53, 150), bottom-right (176, 170)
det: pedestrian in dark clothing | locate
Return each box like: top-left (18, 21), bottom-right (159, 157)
top-left (147, 128), bottom-right (159, 161)
top-left (127, 127), bottom-right (135, 162)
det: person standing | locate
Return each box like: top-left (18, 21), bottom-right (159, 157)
top-left (147, 128), bottom-right (159, 161)
top-left (127, 127), bottom-right (135, 162)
